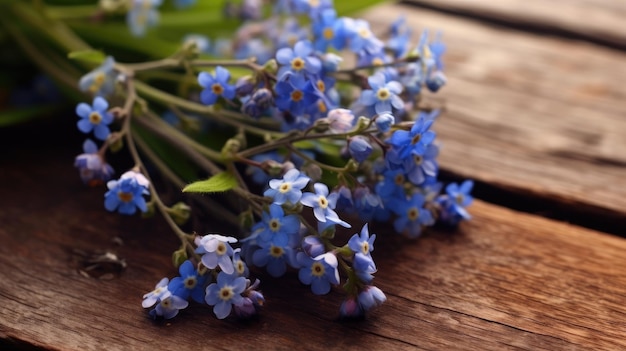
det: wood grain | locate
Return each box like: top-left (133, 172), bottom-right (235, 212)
top-left (1, 126), bottom-right (625, 350)
top-left (402, 0), bottom-right (626, 50)
top-left (362, 3), bottom-right (626, 221)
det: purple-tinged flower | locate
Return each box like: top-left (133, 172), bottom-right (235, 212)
top-left (168, 260), bottom-right (207, 303)
top-left (302, 235), bottom-right (325, 258)
top-left (195, 234), bottom-right (237, 274)
top-left (127, 0), bottom-right (163, 37)
top-left (348, 136), bottom-right (373, 163)
top-left (297, 252), bottom-right (340, 295)
top-left (198, 66), bottom-right (236, 105)
top-left (358, 286), bottom-right (386, 311)
top-left (389, 193), bottom-right (434, 237)
top-left (324, 108), bottom-right (354, 133)
top-left (359, 73), bottom-right (404, 115)
top-left (76, 97), bottom-right (114, 141)
top-left (276, 40), bottom-right (321, 79)
top-left (150, 294), bottom-right (189, 319)
top-left (104, 171), bottom-right (150, 215)
top-left (205, 272), bottom-right (246, 319)
top-left (301, 183), bottom-right (351, 228)
top-left (142, 277), bottom-right (170, 308)
top-left (264, 169), bottom-right (310, 205)
top-left (353, 251), bottom-right (377, 284)
top-left (340, 297), bottom-right (364, 318)
top-left (234, 279), bottom-right (264, 317)
top-left (74, 139), bottom-right (114, 186)
top-left (79, 56), bottom-right (116, 96)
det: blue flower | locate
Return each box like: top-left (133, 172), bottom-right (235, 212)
top-left (127, 0), bottom-right (162, 37)
top-left (182, 34), bottom-right (210, 53)
top-left (142, 277), bottom-right (170, 308)
top-left (389, 193), bottom-right (434, 237)
top-left (348, 224), bottom-right (376, 257)
top-left (374, 112), bottom-right (394, 132)
top-left (104, 171), bottom-right (150, 215)
top-left (168, 260), bottom-right (207, 303)
top-left (352, 187), bottom-right (386, 222)
top-left (387, 111), bottom-right (438, 161)
top-left (264, 169), bottom-right (310, 205)
top-left (276, 40), bottom-right (321, 79)
top-left (150, 294), bottom-right (189, 319)
top-left (198, 66), bottom-right (236, 105)
top-left (301, 183), bottom-right (351, 228)
top-left (231, 248), bottom-right (249, 278)
top-left (312, 9), bottom-right (346, 51)
top-left (302, 235), bottom-right (325, 258)
top-left (205, 272), bottom-right (247, 319)
top-left (359, 73), bottom-right (404, 115)
top-left (292, 0), bottom-right (333, 17)
top-left (74, 139), bottom-right (114, 186)
top-left (437, 180), bottom-right (474, 225)
top-left (252, 242), bottom-right (297, 278)
top-left (353, 251), bottom-right (377, 284)
top-left (251, 204), bottom-right (300, 248)
top-left (274, 74), bottom-right (317, 116)
top-left (76, 97), bottom-right (114, 141)
top-left (195, 234), bottom-right (237, 275)
top-left (344, 18), bottom-right (384, 54)
top-left (348, 136), bottom-right (373, 163)
top-left (357, 286), bottom-right (386, 312)
top-left (297, 252), bottom-right (340, 295)
top-left (79, 56), bottom-right (116, 96)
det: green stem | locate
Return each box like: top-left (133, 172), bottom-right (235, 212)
top-left (287, 145), bottom-right (348, 174)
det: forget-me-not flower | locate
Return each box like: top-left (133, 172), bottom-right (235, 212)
top-left (76, 97), bottom-right (114, 141)
top-left (195, 234), bottom-right (237, 274)
top-left (205, 272), bottom-right (246, 319)
top-left (297, 252), bottom-right (340, 295)
top-left (359, 73), bottom-right (404, 115)
top-left (301, 183), bottom-right (351, 228)
top-left (168, 260), bottom-right (207, 303)
top-left (264, 169), bottom-right (310, 205)
top-left (198, 66), bottom-right (236, 105)
top-left (74, 139), bottom-right (114, 186)
top-left (104, 171), bottom-right (150, 215)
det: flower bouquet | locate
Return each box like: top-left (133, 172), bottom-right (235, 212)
top-left (1, 0), bottom-right (473, 321)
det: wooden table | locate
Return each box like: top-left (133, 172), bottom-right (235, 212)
top-left (1, 1), bottom-right (625, 350)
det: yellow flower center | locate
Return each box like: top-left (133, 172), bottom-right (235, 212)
top-left (455, 194), bottom-right (464, 205)
top-left (413, 154), bottom-right (423, 165)
top-left (317, 100), bottom-right (327, 114)
top-left (323, 28), bottom-right (334, 40)
top-left (270, 245), bottom-right (284, 258)
top-left (160, 298), bottom-right (171, 308)
top-left (117, 192), bottom-right (134, 203)
top-left (376, 88), bottom-right (390, 101)
top-left (269, 219), bottom-right (281, 232)
top-left (211, 83), bottom-right (224, 95)
top-left (372, 58), bottom-right (384, 66)
top-left (358, 28), bottom-right (371, 39)
top-left (411, 133), bottom-right (422, 145)
top-left (236, 260), bottom-right (245, 275)
top-left (407, 207), bottom-right (419, 221)
top-left (394, 174), bottom-right (405, 185)
top-left (89, 72), bottom-right (105, 94)
top-left (216, 242), bottom-right (227, 255)
top-left (184, 276), bottom-right (197, 289)
top-left (279, 182), bottom-right (292, 193)
top-left (360, 242), bottom-right (370, 255)
top-left (291, 57), bottom-right (305, 71)
top-left (89, 112), bottom-right (102, 125)
top-left (318, 196), bottom-right (328, 209)
top-left (311, 262), bottom-right (325, 277)
top-left (291, 90), bottom-right (303, 102)
top-left (316, 80), bottom-right (325, 92)
top-left (219, 286), bottom-right (234, 301)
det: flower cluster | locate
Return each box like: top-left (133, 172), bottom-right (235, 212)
top-left (69, 0), bottom-right (474, 321)
top-left (143, 235), bottom-right (264, 319)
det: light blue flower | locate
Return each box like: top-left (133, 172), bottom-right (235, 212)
top-left (150, 294), bottom-right (189, 319)
top-left (357, 286), bottom-right (386, 312)
top-left (389, 193), bottom-right (434, 237)
top-left (205, 272), bottom-right (246, 319)
top-left (74, 139), bottom-right (114, 186)
top-left (251, 204), bottom-right (300, 248)
top-left (297, 252), bottom-right (340, 295)
top-left (374, 112), bottom-right (395, 132)
top-left (359, 73), bottom-right (404, 115)
top-left (348, 136), bottom-right (373, 163)
top-left (76, 97), bottom-right (114, 141)
top-left (348, 224), bottom-right (376, 257)
top-left (301, 183), bottom-right (351, 228)
top-left (78, 56), bottom-right (116, 96)
top-left (142, 277), bottom-right (170, 308)
top-left (127, 0), bottom-right (163, 37)
top-left (276, 40), bottom-right (321, 79)
top-left (195, 234), bottom-right (237, 274)
top-left (198, 66), bottom-right (236, 105)
top-left (264, 169), bottom-right (310, 205)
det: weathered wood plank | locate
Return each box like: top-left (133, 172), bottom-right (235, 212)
top-left (1, 125), bottom-right (625, 350)
top-left (363, 3), bottom-right (626, 220)
top-left (402, 0), bottom-right (626, 50)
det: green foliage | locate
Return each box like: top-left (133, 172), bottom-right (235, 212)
top-left (182, 171), bottom-right (238, 193)
top-left (67, 49), bottom-right (106, 64)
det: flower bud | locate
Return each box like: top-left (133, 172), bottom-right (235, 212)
top-left (348, 136), bottom-right (373, 163)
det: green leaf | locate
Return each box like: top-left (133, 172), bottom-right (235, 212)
top-left (67, 49), bottom-right (106, 64)
top-left (182, 172), bottom-right (238, 193)
top-left (0, 105), bottom-right (61, 127)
